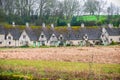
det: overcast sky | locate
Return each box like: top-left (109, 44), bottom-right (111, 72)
top-left (59, 0), bottom-right (120, 7)
top-left (109, 0), bottom-right (120, 7)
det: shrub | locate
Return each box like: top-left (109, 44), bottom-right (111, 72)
top-left (110, 41), bottom-right (118, 45)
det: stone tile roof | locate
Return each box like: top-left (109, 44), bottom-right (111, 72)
top-left (4, 28), bottom-right (22, 40)
top-left (105, 28), bottom-right (120, 36)
top-left (25, 27), bottom-right (37, 41)
top-left (1, 26), bottom-right (120, 41)
top-left (0, 26), bottom-right (5, 34)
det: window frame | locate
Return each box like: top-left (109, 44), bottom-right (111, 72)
top-left (0, 42), bottom-right (2, 44)
top-left (9, 42), bottom-right (11, 45)
top-left (8, 36), bottom-right (11, 40)
top-left (23, 35), bottom-right (26, 39)
top-left (41, 35), bottom-right (44, 38)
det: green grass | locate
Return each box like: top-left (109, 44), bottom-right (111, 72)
top-left (0, 59), bottom-right (120, 73)
top-left (0, 59), bottom-right (120, 79)
top-left (77, 15), bottom-right (107, 21)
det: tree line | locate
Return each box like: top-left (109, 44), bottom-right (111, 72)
top-left (0, 0), bottom-right (120, 26)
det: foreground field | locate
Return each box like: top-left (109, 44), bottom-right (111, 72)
top-left (0, 46), bottom-right (120, 64)
top-left (0, 59), bottom-right (120, 80)
top-left (0, 46), bottom-right (120, 79)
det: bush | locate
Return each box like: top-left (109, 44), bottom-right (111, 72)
top-left (110, 41), bottom-right (118, 45)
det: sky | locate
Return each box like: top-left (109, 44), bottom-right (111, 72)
top-left (109, 0), bottom-right (120, 7)
top-left (59, 0), bottom-right (120, 7)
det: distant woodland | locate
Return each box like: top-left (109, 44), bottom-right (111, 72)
top-left (0, 0), bottom-right (120, 26)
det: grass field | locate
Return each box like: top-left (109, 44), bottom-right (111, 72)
top-left (77, 15), bottom-right (107, 22)
top-left (0, 59), bottom-right (120, 80)
top-left (0, 46), bottom-right (120, 79)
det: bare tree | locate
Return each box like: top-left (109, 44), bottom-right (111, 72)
top-left (96, 0), bottom-right (107, 20)
top-left (62, 0), bottom-right (80, 22)
top-left (84, 0), bottom-right (99, 15)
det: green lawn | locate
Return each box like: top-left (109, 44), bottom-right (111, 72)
top-left (0, 59), bottom-right (120, 79)
top-left (77, 15), bottom-right (107, 22)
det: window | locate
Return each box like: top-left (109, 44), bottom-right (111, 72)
top-left (110, 39), bottom-right (113, 41)
top-left (41, 35), bottom-right (44, 38)
top-left (60, 37), bottom-right (63, 40)
top-left (23, 35), bottom-right (26, 39)
top-left (8, 36), bottom-right (11, 40)
top-left (85, 35), bottom-right (88, 38)
top-left (52, 35), bottom-right (55, 38)
top-left (9, 42), bottom-right (11, 45)
top-left (93, 41), bottom-right (95, 43)
top-left (0, 42), bottom-right (2, 44)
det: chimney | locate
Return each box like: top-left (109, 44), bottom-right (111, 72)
top-left (81, 23), bottom-right (84, 28)
top-left (42, 23), bottom-right (46, 28)
top-left (67, 23), bottom-right (71, 28)
top-left (26, 22), bottom-right (29, 27)
top-left (51, 23), bottom-right (54, 29)
top-left (12, 21), bottom-right (15, 27)
top-left (108, 23), bottom-right (113, 28)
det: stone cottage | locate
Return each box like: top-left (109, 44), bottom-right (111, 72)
top-left (0, 24), bottom-right (120, 47)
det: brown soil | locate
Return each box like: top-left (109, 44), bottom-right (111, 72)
top-left (0, 46), bottom-right (120, 64)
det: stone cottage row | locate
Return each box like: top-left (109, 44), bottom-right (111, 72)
top-left (0, 25), bottom-right (120, 47)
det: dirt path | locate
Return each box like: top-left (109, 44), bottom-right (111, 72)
top-left (0, 46), bottom-right (120, 64)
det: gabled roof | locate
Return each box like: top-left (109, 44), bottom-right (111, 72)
top-left (33, 28), bottom-right (42, 40)
top-left (9, 28), bottom-right (22, 40)
top-left (4, 28), bottom-right (22, 40)
top-left (67, 27), bottom-right (76, 40)
top-left (55, 28), bottom-right (68, 40)
top-left (0, 26), bottom-right (5, 34)
top-left (76, 28), bottom-right (102, 40)
top-left (86, 28), bottom-right (102, 40)
top-left (25, 27), bottom-right (37, 41)
top-left (105, 27), bottom-right (120, 36)
top-left (1, 25), bottom-right (120, 41)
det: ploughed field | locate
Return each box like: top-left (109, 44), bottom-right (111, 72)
top-left (0, 46), bottom-right (120, 64)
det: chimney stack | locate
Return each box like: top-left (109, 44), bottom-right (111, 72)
top-left (108, 23), bottom-right (113, 28)
top-left (81, 23), bottom-right (84, 28)
top-left (12, 21), bottom-right (15, 27)
top-left (26, 22), bottom-right (29, 27)
top-left (67, 23), bottom-right (71, 28)
top-left (51, 24), bottom-right (54, 29)
top-left (42, 23), bottom-right (46, 28)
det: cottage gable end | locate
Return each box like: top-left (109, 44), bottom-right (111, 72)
top-left (39, 32), bottom-right (47, 41)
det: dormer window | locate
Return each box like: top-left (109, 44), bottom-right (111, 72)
top-left (41, 35), bottom-right (44, 38)
top-left (85, 35), bottom-right (88, 39)
top-left (83, 34), bottom-right (88, 41)
top-left (23, 35), bottom-right (26, 39)
top-left (52, 35), bottom-right (55, 38)
top-left (8, 36), bottom-right (11, 40)
top-left (60, 37), bottom-right (63, 40)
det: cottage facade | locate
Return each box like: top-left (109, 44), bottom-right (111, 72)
top-left (0, 25), bottom-right (120, 47)
top-left (0, 27), bottom-right (5, 47)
